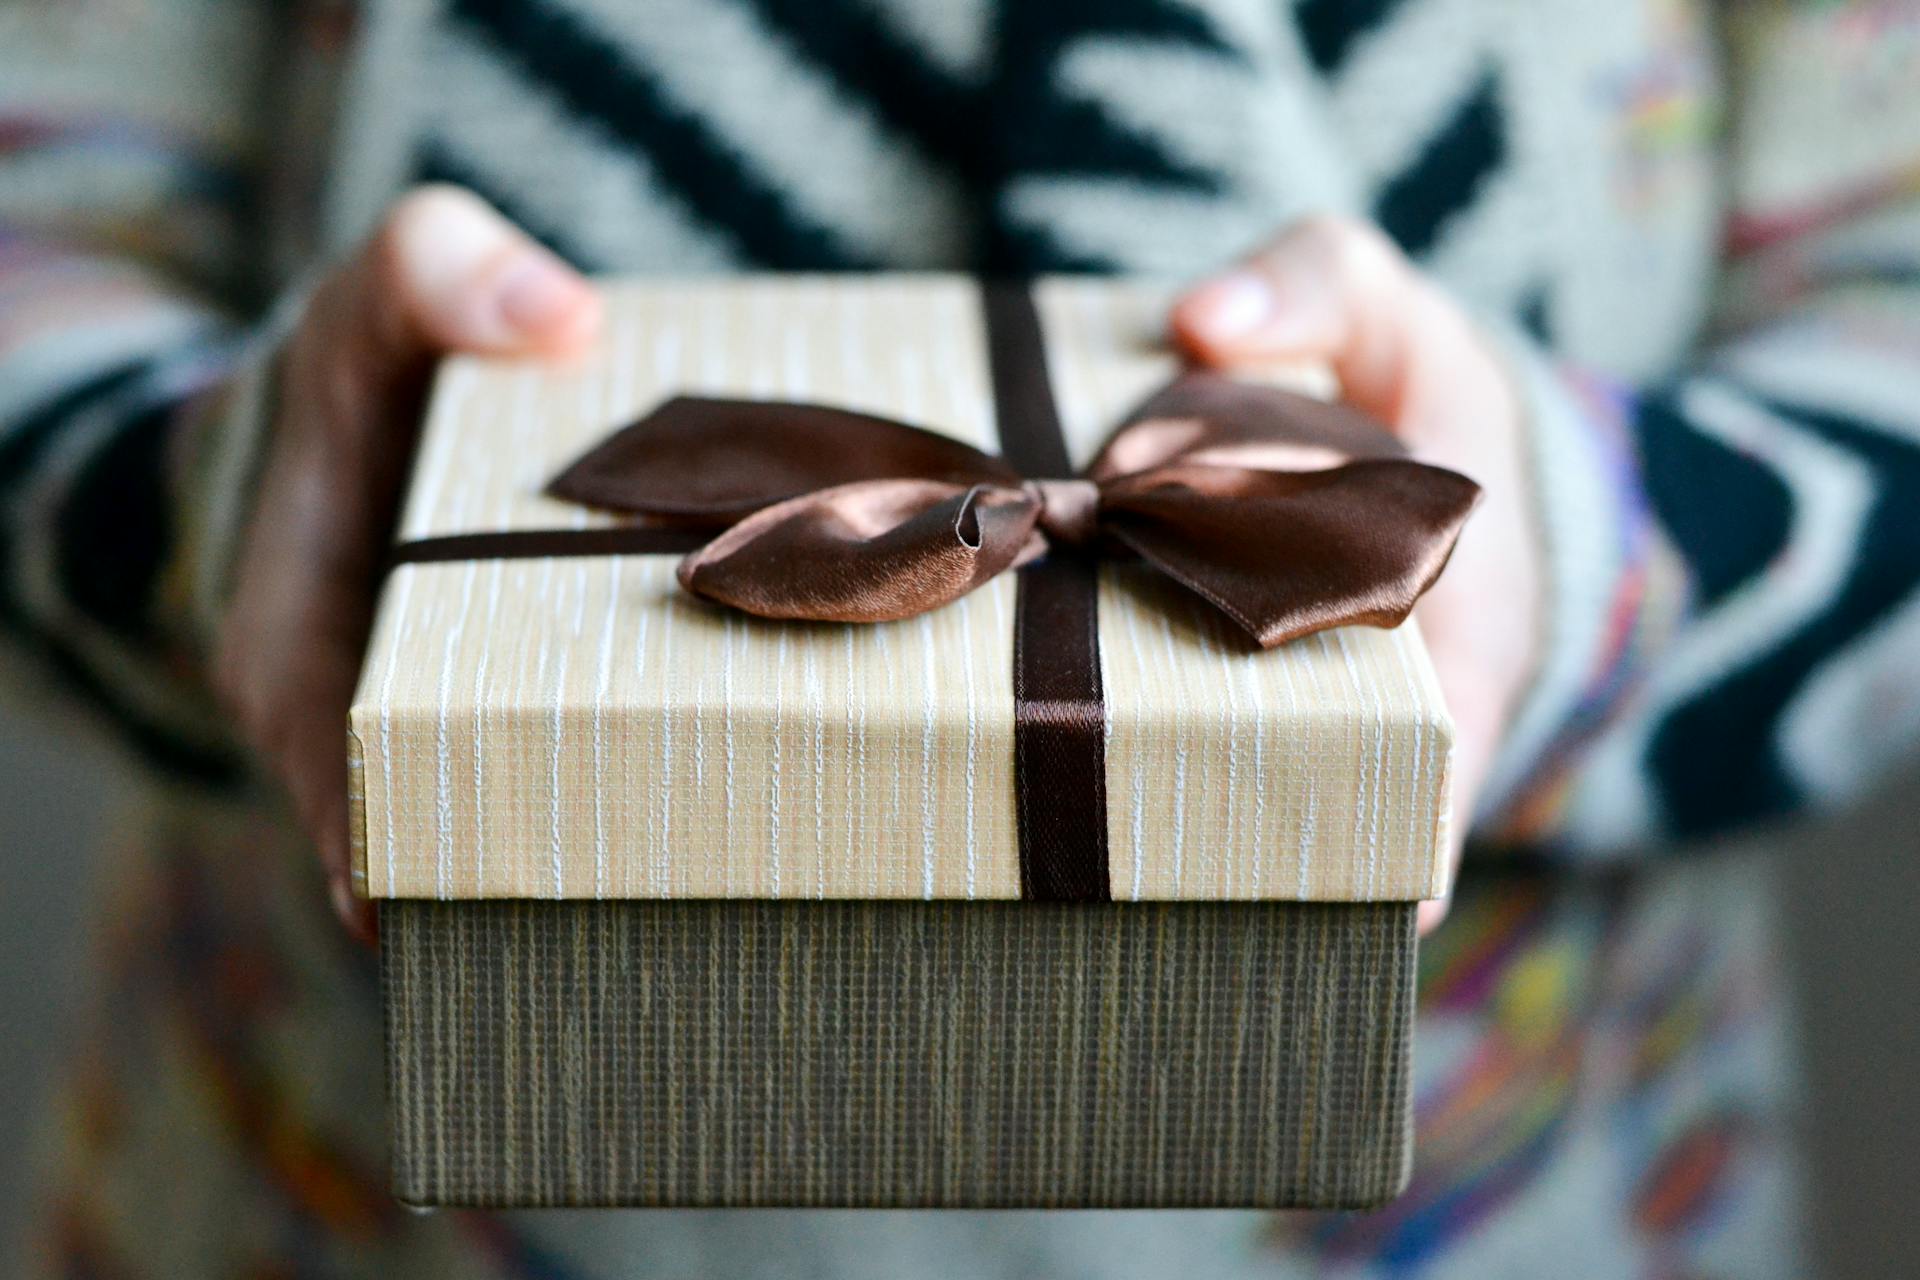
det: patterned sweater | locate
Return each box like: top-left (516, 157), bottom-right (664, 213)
top-left (5, 0), bottom-right (1918, 858)
top-left (4, 1), bottom-right (1919, 1277)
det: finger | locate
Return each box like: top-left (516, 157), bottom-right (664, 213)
top-left (313, 772), bottom-right (378, 945)
top-left (1414, 680), bottom-right (1502, 939)
top-left (226, 574), bottom-right (378, 942)
top-left (313, 185), bottom-right (602, 421)
top-left (371, 185), bottom-right (600, 354)
top-left (359, 181), bottom-right (599, 360)
top-left (1417, 810), bottom-right (1467, 937)
top-left (1169, 215), bottom-right (1442, 423)
top-left (224, 187), bottom-right (601, 944)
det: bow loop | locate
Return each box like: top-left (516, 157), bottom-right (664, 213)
top-left (1091, 371), bottom-right (1409, 481)
top-left (546, 373), bottom-right (1479, 647)
top-left (675, 479), bottom-right (1044, 624)
top-left (547, 395), bottom-right (1019, 522)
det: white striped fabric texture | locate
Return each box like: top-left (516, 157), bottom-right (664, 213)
top-left (348, 276), bottom-right (1453, 902)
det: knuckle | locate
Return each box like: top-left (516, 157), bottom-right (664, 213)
top-left (378, 185), bottom-right (476, 249)
top-left (1290, 212), bottom-right (1359, 244)
top-left (362, 184), bottom-right (525, 358)
top-left (367, 185), bottom-right (477, 296)
top-left (1291, 214), bottom-right (1402, 284)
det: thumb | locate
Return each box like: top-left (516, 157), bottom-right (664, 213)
top-left (236, 187), bottom-right (599, 944)
top-left (324, 185), bottom-right (601, 411)
top-left (1170, 215), bottom-right (1436, 425)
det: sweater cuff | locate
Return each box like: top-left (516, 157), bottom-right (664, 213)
top-left (166, 290), bottom-right (303, 654)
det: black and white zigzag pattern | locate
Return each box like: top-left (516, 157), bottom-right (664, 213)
top-left (0, 356), bottom-right (245, 784)
top-left (415, 0), bottom-right (1515, 280)
top-left (405, 0), bottom-right (1920, 851)
top-left (7, 0), bottom-right (1918, 845)
top-left (1571, 351), bottom-right (1920, 844)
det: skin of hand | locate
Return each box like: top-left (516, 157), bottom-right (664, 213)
top-left (1170, 215), bottom-right (1543, 935)
top-left (215, 186), bottom-right (602, 941)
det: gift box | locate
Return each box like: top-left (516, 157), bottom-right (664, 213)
top-left (351, 275), bottom-right (1463, 1209)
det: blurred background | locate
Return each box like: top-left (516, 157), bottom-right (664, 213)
top-left (2, 715), bottom-right (1915, 1276)
top-left (5, 1), bottom-right (1918, 1276)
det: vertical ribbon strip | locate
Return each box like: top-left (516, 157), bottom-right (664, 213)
top-left (981, 282), bottom-right (1113, 902)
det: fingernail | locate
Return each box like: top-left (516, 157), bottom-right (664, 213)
top-left (496, 252), bottom-right (593, 337)
top-left (1186, 272), bottom-right (1273, 343)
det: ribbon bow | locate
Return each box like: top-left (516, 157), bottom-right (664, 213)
top-left (546, 371), bottom-right (1480, 649)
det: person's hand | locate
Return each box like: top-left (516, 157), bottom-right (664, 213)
top-left (215, 186), bottom-right (601, 941)
top-left (1171, 216), bottom-right (1541, 934)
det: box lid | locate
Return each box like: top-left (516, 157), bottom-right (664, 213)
top-left (349, 276), bottom-right (1454, 903)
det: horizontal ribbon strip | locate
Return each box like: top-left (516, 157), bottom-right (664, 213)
top-left (390, 526), bottom-right (708, 566)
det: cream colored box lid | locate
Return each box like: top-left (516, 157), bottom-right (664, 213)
top-left (349, 276), bottom-right (1454, 903)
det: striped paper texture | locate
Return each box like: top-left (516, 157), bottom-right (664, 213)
top-left (382, 898), bottom-right (1417, 1208)
top-left (349, 276), bottom-right (1454, 902)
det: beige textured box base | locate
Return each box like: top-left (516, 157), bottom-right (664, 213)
top-left (381, 900), bottom-right (1416, 1209)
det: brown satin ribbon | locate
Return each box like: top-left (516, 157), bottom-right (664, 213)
top-left (389, 281), bottom-right (1481, 903)
top-left (387, 525), bottom-right (708, 564)
top-left (983, 282), bottom-right (1111, 901)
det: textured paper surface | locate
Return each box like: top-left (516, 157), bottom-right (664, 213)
top-left (349, 276), bottom-right (1454, 901)
top-left (382, 899), bottom-right (1417, 1209)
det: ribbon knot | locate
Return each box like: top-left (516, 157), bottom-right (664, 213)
top-left (1026, 478), bottom-right (1101, 548)
top-left (544, 371), bottom-right (1481, 649)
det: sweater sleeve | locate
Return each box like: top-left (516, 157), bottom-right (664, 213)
top-left (0, 1), bottom-right (303, 784)
top-left (1478, 0), bottom-right (1920, 857)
